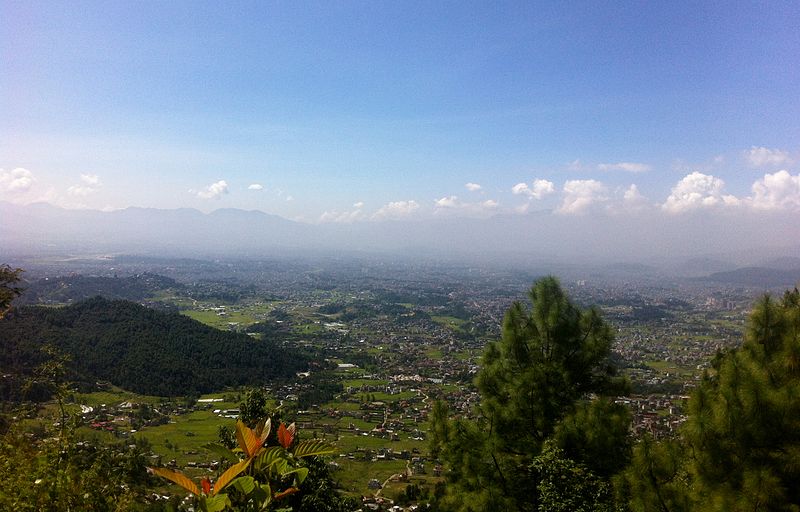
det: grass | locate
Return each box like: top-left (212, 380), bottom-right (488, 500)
top-left (336, 458), bottom-right (409, 495)
top-left (135, 410), bottom-right (235, 467)
top-left (431, 315), bottom-right (467, 331)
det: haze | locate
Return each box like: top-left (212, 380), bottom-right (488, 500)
top-left (1, 2), bottom-right (799, 264)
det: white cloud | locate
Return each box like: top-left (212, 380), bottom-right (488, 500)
top-left (435, 195), bottom-right (460, 208)
top-left (196, 180), bottom-right (229, 200)
top-left (465, 182), bottom-right (482, 192)
top-left (746, 146), bottom-right (792, 168)
top-left (286, 195), bottom-right (294, 202)
top-left (320, 209), bottom-right (364, 223)
top-left (67, 185), bottom-right (93, 196)
top-left (372, 200), bottom-right (420, 220)
top-left (557, 179), bottom-right (609, 214)
top-left (512, 179), bottom-right (555, 199)
top-left (531, 179), bottom-right (555, 199)
top-left (248, 183), bottom-right (264, 190)
top-left (597, 162), bottom-right (651, 173)
top-left (80, 173), bottom-right (100, 186)
top-left (67, 173), bottom-right (102, 196)
top-left (0, 168), bottom-right (34, 193)
top-left (623, 184), bottom-right (645, 204)
top-left (662, 172), bottom-right (740, 213)
top-left (749, 170), bottom-right (800, 211)
top-left (618, 184), bottom-right (650, 213)
top-left (433, 196), bottom-right (498, 216)
top-left (319, 201), bottom-right (366, 223)
top-left (512, 182), bottom-right (529, 195)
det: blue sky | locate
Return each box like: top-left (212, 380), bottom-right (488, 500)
top-left (1, 1), bottom-right (799, 222)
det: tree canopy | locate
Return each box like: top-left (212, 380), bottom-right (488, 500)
top-left (624, 288), bottom-right (800, 512)
top-left (432, 276), bottom-right (630, 511)
top-left (0, 297), bottom-right (311, 397)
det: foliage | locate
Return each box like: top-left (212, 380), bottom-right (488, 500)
top-left (0, 428), bottom-right (159, 511)
top-left (0, 334), bottom-right (159, 511)
top-left (530, 441), bottom-right (614, 512)
top-left (432, 277), bottom-right (630, 511)
top-left (0, 297), bottom-right (310, 397)
top-left (623, 289), bottom-right (800, 511)
top-left (0, 264), bottom-right (23, 317)
top-left (150, 418), bottom-right (336, 511)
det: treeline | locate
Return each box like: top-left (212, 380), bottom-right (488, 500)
top-left (0, 297), bottom-right (310, 398)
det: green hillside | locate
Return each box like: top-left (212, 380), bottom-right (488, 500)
top-left (0, 297), bottom-right (309, 397)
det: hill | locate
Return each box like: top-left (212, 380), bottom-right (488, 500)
top-left (704, 266), bottom-right (800, 288)
top-left (0, 297), bottom-right (310, 398)
top-left (17, 273), bottom-right (181, 305)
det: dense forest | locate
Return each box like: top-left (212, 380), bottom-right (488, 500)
top-left (0, 296), bottom-right (310, 397)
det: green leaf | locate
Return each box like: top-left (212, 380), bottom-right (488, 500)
top-left (230, 476), bottom-right (257, 495)
top-left (254, 446), bottom-right (285, 472)
top-left (203, 494), bottom-right (230, 512)
top-left (291, 439), bottom-right (335, 458)
top-left (201, 442), bottom-right (240, 464)
top-left (283, 466), bottom-right (309, 485)
top-left (259, 483), bottom-right (272, 510)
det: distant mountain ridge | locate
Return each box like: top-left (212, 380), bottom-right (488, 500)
top-left (0, 297), bottom-right (309, 397)
top-left (704, 266), bottom-right (800, 288)
top-left (3, 201), bottom-right (800, 265)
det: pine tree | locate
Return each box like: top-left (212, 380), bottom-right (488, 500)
top-left (432, 277), bottom-right (630, 511)
top-left (624, 289), bottom-right (800, 512)
top-left (685, 290), bottom-right (800, 511)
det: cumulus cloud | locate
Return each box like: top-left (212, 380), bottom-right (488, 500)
top-left (465, 182), bottom-right (482, 192)
top-left (617, 184), bottom-right (650, 213)
top-left (319, 201), bottom-right (366, 223)
top-left (746, 146), bottom-right (792, 168)
top-left (67, 173), bottom-right (102, 196)
top-left (433, 196), bottom-right (498, 216)
top-left (512, 179), bottom-right (555, 199)
top-left (749, 170), bottom-right (800, 211)
top-left (248, 183), bottom-right (264, 190)
top-left (435, 195), bottom-right (460, 208)
top-left (81, 174), bottom-right (100, 186)
top-left (196, 180), bottom-right (229, 199)
top-left (557, 179), bottom-right (609, 214)
top-left (0, 168), bottom-right (35, 193)
top-left (662, 172), bottom-right (740, 213)
top-left (372, 200), bottom-right (420, 220)
top-left (597, 162), bottom-right (651, 173)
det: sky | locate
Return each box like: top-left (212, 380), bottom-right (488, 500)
top-left (1, 1), bottom-right (799, 225)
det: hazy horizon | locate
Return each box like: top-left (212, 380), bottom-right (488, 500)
top-left (2, 2), bottom-right (799, 265)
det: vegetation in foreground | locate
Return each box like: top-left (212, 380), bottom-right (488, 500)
top-left (2, 264), bottom-right (799, 511)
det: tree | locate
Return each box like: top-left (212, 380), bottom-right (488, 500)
top-left (624, 289), bottom-right (800, 511)
top-left (0, 264), bottom-right (23, 317)
top-left (433, 277), bottom-right (630, 511)
top-left (685, 290), bottom-right (800, 510)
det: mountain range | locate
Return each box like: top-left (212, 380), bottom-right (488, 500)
top-left (2, 201), bottom-right (799, 268)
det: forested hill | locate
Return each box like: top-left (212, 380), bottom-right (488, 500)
top-left (17, 273), bottom-right (181, 305)
top-left (0, 297), bottom-right (309, 397)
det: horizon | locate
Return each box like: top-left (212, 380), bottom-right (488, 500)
top-left (2, 2), bottom-right (799, 227)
